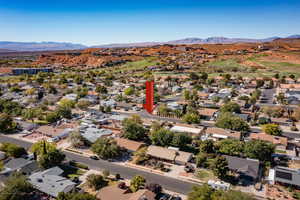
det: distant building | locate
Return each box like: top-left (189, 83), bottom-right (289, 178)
top-left (12, 68), bottom-right (53, 75)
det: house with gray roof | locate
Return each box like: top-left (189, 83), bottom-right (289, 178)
top-left (28, 166), bottom-right (76, 197)
top-left (80, 127), bottom-right (112, 143)
top-left (224, 155), bottom-right (260, 182)
top-left (0, 157), bottom-right (39, 176)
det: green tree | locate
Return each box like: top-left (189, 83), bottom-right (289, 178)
top-left (68, 131), bottom-right (88, 148)
top-left (30, 140), bottom-right (56, 155)
top-left (86, 174), bottom-right (107, 190)
top-left (0, 113), bottom-right (17, 133)
top-left (95, 85), bottom-right (108, 94)
top-left (183, 90), bottom-right (191, 100)
top-left (188, 184), bottom-right (214, 200)
top-left (124, 87), bottom-right (135, 96)
top-left (22, 108), bottom-right (37, 122)
top-left (220, 102), bottom-right (241, 113)
top-left (183, 113), bottom-right (201, 124)
top-left (196, 153), bottom-right (208, 168)
top-left (134, 147), bottom-right (149, 164)
top-left (76, 100), bottom-right (91, 110)
top-left (211, 156), bottom-right (229, 180)
top-left (171, 133), bottom-right (192, 149)
top-left (57, 192), bottom-right (96, 200)
top-left (262, 123), bottom-right (282, 136)
top-left (38, 149), bottom-right (65, 169)
top-left (216, 139), bottom-right (244, 156)
top-left (59, 99), bottom-right (76, 108)
top-left (45, 111), bottom-right (60, 123)
top-left (130, 175), bottom-right (146, 192)
top-left (150, 128), bottom-right (174, 147)
top-left (56, 106), bottom-right (72, 119)
top-left (244, 140), bottom-right (275, 161)
top-left (0, 143), bottom-right (27, 158)
top-left (91, 138), bottom-right (121, 159)
top-left (212, 189), bottom-right (255, 200)
top-left (276, 92), bottom-right (286, 104)
top-left (0, 99), bottom-right (23, 116)
top-left (216, 112), bottom-right (249, 133)
top-left (0, 173), bottom-right (34, 200)
top-left (122, 117), bottom-right (148, 141)
top-left (198, 140), bottom-right (215, 154)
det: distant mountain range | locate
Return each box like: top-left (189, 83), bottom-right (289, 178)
top-left (1, 35), bottom-right (300, 51)
top-left (0, 41), bottom-right (86, 52)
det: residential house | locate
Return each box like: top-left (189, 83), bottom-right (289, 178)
top-left (29, 167), bottom-right (76, 198)
top-left (146, 145), bottom-right (192, 165)
top-left (0, 157), bottom-right (39, 176)
top-left (97, 185), bottom-right (155, 200)
top-left (202, 127), bottom-right (241, 141)
top-left (80, 127), bottom-right (112, 143)
top-left (269, 166), bottom-right (300, 187)
top-left (224, 155), bottom-right (260, 182)
top-left (249, 133), bottom-right (288, 151)
top-left (170, 124), bottom-right (204, 136)
top-left (115, 138), bottom-right (145, 153)
top-left (198, 108), bottom-right (219, 120)
top-left (271, 118), bottom-right (293, 126)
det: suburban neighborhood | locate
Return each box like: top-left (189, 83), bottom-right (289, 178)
top-left (0, 1), bottom-right (300, 199)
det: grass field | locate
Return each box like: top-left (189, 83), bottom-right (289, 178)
top-left (195, 169), bottom-right (216, 181)
top-left (111, 57), bottom-right (158, 73)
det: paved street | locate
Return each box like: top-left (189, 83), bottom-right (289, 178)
top-left (0, 135), bottom-right (195, 194)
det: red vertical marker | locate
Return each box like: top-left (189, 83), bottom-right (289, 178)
top-left (143, 80), bottom-right (154, 113)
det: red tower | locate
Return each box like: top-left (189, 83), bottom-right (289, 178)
top-left (143, 80), bottom-right (154, 113)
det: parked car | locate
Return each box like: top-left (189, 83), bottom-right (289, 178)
top-left (184, 164), bottom-right (195, 173)
top-left (89, 155), bottom-right (99, 160)
top-left (170, 196), bottom-right (182, 200)
top-left (158, 193), bottom-right (171, 200)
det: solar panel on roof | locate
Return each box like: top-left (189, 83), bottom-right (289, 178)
top-left (276, 170), bottom-right (292, 180)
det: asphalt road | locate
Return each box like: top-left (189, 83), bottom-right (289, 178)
top-left (0, 135), bottom-right (195, 194)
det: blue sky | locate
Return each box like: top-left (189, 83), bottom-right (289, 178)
top-left (0, 0), bottom-right (300, 45)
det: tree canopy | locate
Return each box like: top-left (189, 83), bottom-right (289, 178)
top-left (0, 113), bottom-right (17, 133)
top-left (220, 102), bottom-right (241, 113)
top-left (216, 112), bottom-right (249, 133)
top-left (130, 175), bottom-right (146, 192)
top-left (91, 138), bottom-right (121, 159)
top-left (262, 123), bottom-right (282, 136)
top-left (0, 173), bottom-right (34, 200)
top-left (188, 184), bottom-right (255, 200)
top-left (122, 116), bottom-right (148, 141)
top-left (57, 192), bottom-right (96, 200)
top-left (0, 142), bottom-right (27, 158)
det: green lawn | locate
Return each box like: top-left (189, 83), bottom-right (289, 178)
top-left (195, 169), bottom-right (216, 181)
top-left (60, 165), bottom-right (86, 179)
top-left (111, 58), bottom-right (158, 73)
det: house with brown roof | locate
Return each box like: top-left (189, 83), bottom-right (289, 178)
top-left (35, 126), bottom-right (65, 138)
top-left (198, 108), bottom-right (219, 120)
top-left (203, 127), bottom-right (241, 141)
top-left (197, 92), bottom-right (209, 100)
top-left (146, 145), bottom-right (192, 165)
top-left (0, 67), bottom-right (12, 75)
top-left (271, 117), bottom-right (293, 126)
top-left (115, 138), bottom-right (145, 152)
top-left (249, 133), bottom-right (288, 151)
top-left (96, 185), bottom-right (155, 200)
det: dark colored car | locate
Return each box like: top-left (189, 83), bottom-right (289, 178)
top-left (89, 155), bottom-right (99, 160)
